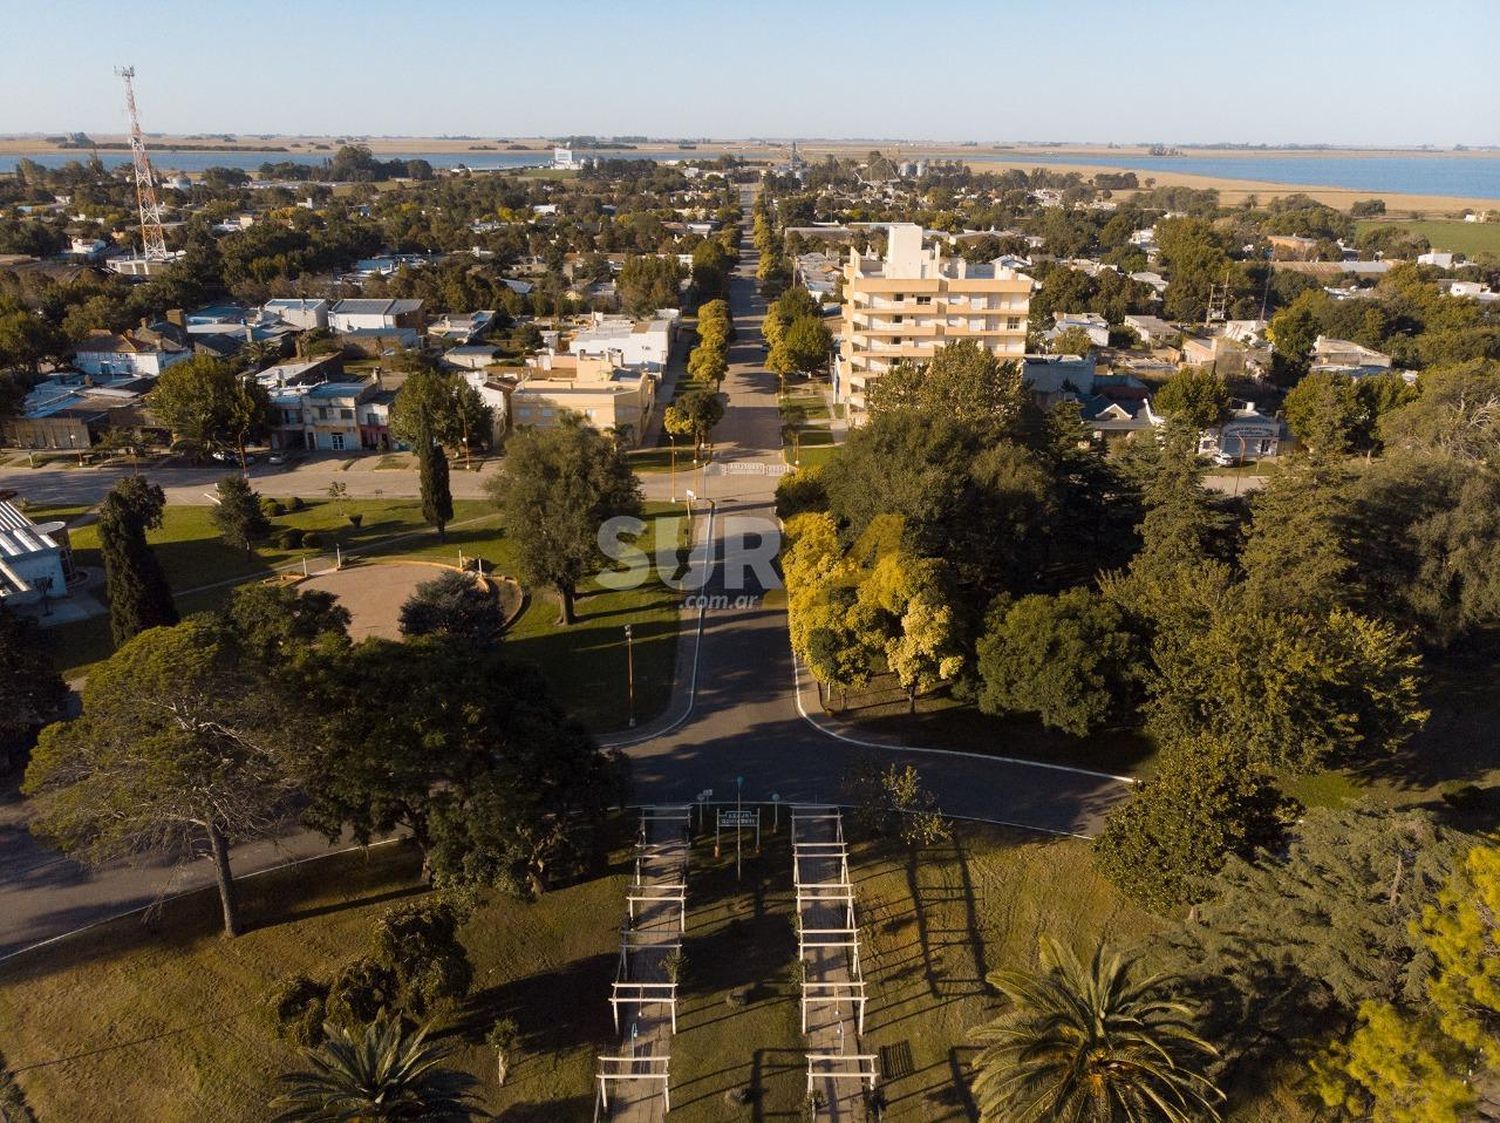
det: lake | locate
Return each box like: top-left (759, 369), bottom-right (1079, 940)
top-left (5, 147), bottom-right (1499, 200)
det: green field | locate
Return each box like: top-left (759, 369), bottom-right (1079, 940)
top-left (1355, 217), bottom-right (1500, 257)
top-left (0, 820), bottom-right (1153, 1123)
top-left (34, 497), bottom-right (683, 733)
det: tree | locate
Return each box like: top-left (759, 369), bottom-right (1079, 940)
top-left (1159, 807), bottom-right (1472, 1082)
top-left (852, 539), bottom-right (965, 714)
top-left (1146, 601), bottom-right (1427, 775)
top-left (767, 315), bottom-right (832, 382)
top-left (1314, 846), bottom-right (1500, 1122)
top-left (1284, 370), bottom-right (1365, 455)
top-left (210, 474), bottom-right (271, 557)
top-left (371, 901), bottom-right (473, 1020)
top-left (269, 1015), bottom-right (478, 1122)
top-left (1154, 366), bottom-right (1229, 431)
top-left (672, 388), bottom-right (724, 458)
top-left (1094, 736), bottom-right (1292, 913)
top-left (976, 589), bottom-right (1143, 737)
top-left (1378, 359), bottom-right (1500, 462)
top-left (418, 440), bottom-right (453, 541)
top-left (865, 339), bottom-right (1027, 436)
top-left (969, 937), bottom-right (1225, 1122)
top-left (0, 607), bottom-right (67, 769)
top-left (486, 1018), bottom-right (520, 1087)
top-left (398, 570), bottom-right (503, 648)
top-left (23, 618), bottom-right (296, 936)
top-left (1238, 456), bottom-right (1356, 615)
top-left (148, 355), bottom-right (271, 466)
top-left (490, 416), bottom-right (642, 625)
top-left (618, 254), bottom-right (682, 317)
top-left (297, 642), bottom-right (626, 894)
top-left (1050, 325), bottom-right (1096, 356)
top-left (220, 583), bottom-right (351, 669)
top-left (686, 342), bottom-right (727, 389)
top-left (97, 475), bottom-right (178, 647)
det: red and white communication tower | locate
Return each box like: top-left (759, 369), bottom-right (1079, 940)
top-left (114, 66), bottom-right (169, 263)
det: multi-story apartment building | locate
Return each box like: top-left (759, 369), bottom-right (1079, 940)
top-left (835, 223), bottom-right (1031, 418)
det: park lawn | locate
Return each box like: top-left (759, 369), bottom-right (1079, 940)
top-left (41, 499), bottom-right (684, 734)
top-left (1355, 217), bottom-right (1500, 257)
top-left (0, 821), bottom-right (1154, 1123)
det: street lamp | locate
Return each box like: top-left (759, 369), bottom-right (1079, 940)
top-left (624, 623), bottom-right (636, 728)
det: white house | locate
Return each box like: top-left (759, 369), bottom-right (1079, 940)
top-left (567, 312), bottom-right (676, 372)
top-left (1417, 251), bottom-right (1456, 269)
top-left (1122, 314), bottom-right (1177, 345)
top-left (328, 298), bottom-right (425, 333)
top-left (72, 328), bottom-right (190, 379)
top-left (263, 298), bottom-right (330, 331)
top-left (1195, 403), bottom-right (1286, 461)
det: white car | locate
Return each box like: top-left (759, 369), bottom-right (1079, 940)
top-left (1211, 451), bottom-right (1236, 467)
top-left (267, 452), bottom-right (287, 466)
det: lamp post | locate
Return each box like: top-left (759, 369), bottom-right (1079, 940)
top-left (624, 623), bottom-right (636, 728)
top-left (669, 433), bottom-right (677, 502)
top-left (735, 775), bottom-right (744, 881)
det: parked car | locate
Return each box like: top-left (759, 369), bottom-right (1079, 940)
top-left (1211, 451), bottom-right (1236, 467)
top-left (267, 452), bottom-right (287, 465)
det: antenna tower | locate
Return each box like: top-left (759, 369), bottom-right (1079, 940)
top-left (115, 66), bottom-right (169, 262)
top-left (1206, 272), bottom-right (1230, 324)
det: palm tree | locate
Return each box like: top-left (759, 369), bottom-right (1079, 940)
top-left (970, 938), bottom-right (1224, 1123)
top-left (270, 1015), bottom-right (477, 1121)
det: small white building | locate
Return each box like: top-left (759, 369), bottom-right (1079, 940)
top-left (1122, 314), bottom-right (1178, 345)
top-left (1195, 404), bottom-right (1286, 461)
top-left (263, 298), bottom-right (330, 332)
top-left (1049, 312), bottom-right (1110, 349)
top-left (1417, 251), bottom-right (1456, 269)
top-left (0, 500), bottom-right (69, 606)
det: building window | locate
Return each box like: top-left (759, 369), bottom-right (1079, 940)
top-left (330, 433), bottom-right (345, 451)
top-left (916, 295), bottom-right (931, 305)
top-left (340, 408), bottom-right (354, 420)
top-left (1007, 317), bottom-right (1021, 330)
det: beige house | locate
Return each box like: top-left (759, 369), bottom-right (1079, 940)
top-left (512, 355), bottom-right (655, 445)
top-left (835, 223), bottom-right (1031, 418)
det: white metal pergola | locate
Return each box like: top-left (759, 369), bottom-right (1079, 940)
top-left (596, 1054), bottom-right (672, 1114)
top-left (801, 979), bottom-right (867, 1034)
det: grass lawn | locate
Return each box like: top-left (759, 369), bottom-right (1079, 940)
top-left (38, 498), bottom-right (684, 735)
top-left (0, 820), bottom-right (1153, 1122)
top-left (1355, 217), bottom-right (1500, 256)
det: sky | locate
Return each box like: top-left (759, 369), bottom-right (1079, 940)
top-left (2, 0), bottom-right (1498, 146)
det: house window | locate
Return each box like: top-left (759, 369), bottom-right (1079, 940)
top-left (1007, 317), bottom-right (1021, 330)
top-left (330, 433), bottom-right (345, 451)
top-left (915, 295), bottom-right (931, 305)
top-left (340, 408), bottom-right (354, 420)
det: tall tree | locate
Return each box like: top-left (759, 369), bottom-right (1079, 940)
top-left (1239, 456), bottom-right (1356, 615)
top-left (418, 440), bottom-right (453, 541)
top-left (1153, 366), bottom-right (1230, 431)
top-left (1283, 369), bottom-right (1365, 455)
top-left (390, 367), bottom-right (464, 540)
top-left (209, 474), bottom-right (271, 557)
top-left (0, 607), bottom-right (67, 769)
top-left (970, 937), bottom-right (1225, 1122)
top-left (489, 416), bottom-right (643, 625)
top-left (97, 475), bottom-right (178, 646)
top-left (23, 618), bottom-right (296, 935)
top-left (866, 339), bottom-right (1027, 436)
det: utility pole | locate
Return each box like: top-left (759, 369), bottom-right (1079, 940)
top-left (624, 624), bottom-right (636, 728)
top-left (115, 67), bottom-right (168, 263)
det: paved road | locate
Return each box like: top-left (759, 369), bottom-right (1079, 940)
top-left (0, 191), bottom-right (1130, 963)
top-left (606, 195), bottom-right (1129, 837)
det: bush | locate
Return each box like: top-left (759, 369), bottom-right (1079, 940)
top-left (279, 528), bottom-right (304, 550)
top-left (348, 513), bottom-right (364, 528)
top-left (323, 956), bottom-right (397, 1029)
top-left (372, 901), bottom-right (474, 1019)
top-left (774, 465), bottom-right (828, 520)
top-left (260, 497), bottom-right (286, 518)
top-left (289, 496), bottom-right (306, 512)
top-left (301, 531), bottom-right (320, 549)
top-left (268, 974), bottom-right (329, 1047)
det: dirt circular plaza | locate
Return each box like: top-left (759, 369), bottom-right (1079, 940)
top-left (299, 561), bottom-right (450, 642)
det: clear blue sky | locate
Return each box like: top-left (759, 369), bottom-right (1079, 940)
top-left (3, 0), bottom-right (1497, 145)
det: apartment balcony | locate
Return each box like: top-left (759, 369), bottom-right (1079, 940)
top-left (853, 319), bottom-right (938, 337)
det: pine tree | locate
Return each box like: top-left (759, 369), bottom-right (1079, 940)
top-left (419, 440), bottom-right (452, 541)
top-left (98, 476), bottom-right (177, 647)
top-left (209, 474), bottom-right (271, 557)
